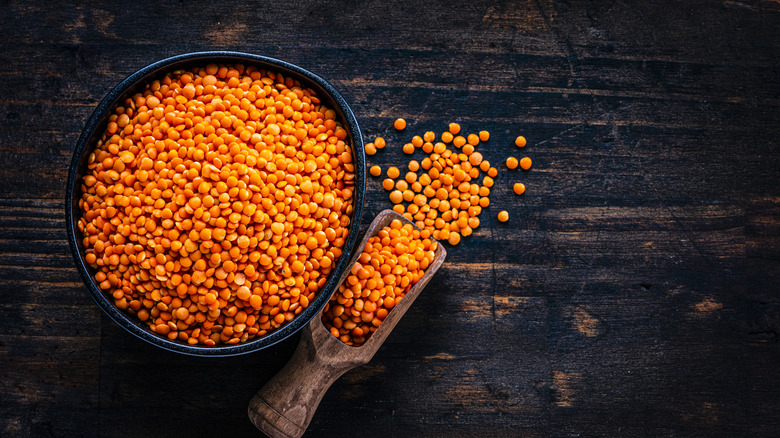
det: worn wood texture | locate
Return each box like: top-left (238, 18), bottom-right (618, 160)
top-left (1, 0), bottom-right (779, 436)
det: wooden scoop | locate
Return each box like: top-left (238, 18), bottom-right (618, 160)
top-left (248, 209), bottom-right (447, 438)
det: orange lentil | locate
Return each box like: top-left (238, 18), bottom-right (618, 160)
top-left (374, 137), bottom-right (386, 149)
top-left (78, 63), bottom-right (356, 346)
top-left (370, 165), bottom-right (382, 177)
top-left (394, 118), bottom-right (407, 130)
top-left (389, 190), bottom-right (403, 204)
top-left (370, 123), bottom-right (506, 244)
top-left (515, 136), bottom-right (527, 147)
top-left (321, 219), bottom-right (437, 346)
top-left (498, 211), bottom-right (509, 222)
top-left (514, 182), bottom-right (526, 195)
top-left (365, 142), bottom-right (377, 155)
top-left (403, 143), bottom-right (415, 154)
top-left (506, 157), bottom-right (519, 170)
top-left (520, 157), bottom-right (532, 170)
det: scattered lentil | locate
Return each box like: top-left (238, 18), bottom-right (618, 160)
top-left (371, 123), bottom-right (533, 246)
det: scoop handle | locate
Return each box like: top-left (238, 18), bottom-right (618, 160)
top-left (248, 321), bottom-right (364, 438)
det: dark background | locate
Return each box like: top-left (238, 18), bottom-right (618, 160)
top-left (2, 0), bottom-right (779, 436)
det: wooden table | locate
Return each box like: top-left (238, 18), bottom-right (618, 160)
top-left (2, 1), bottom-right (779, 436)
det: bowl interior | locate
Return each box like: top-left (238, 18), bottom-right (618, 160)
top-left (66, 52), bottom-right (365, 356)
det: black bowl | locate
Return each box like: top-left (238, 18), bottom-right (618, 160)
top-left (65, 51), bottom-right (365, 356)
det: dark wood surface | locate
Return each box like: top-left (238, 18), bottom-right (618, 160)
top-left (2, 0), bottom-right (779, 436)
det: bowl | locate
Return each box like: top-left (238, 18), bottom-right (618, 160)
top-left (65, 51), bottom-right (366, 356)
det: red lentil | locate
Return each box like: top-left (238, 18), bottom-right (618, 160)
top-left (321, 219), bottom-right (437, 346)
top-left (77, 64), bottom-right (356, 346)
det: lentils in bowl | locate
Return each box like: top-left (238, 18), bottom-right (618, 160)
top-left (67, 52), bottom-right (365, 355)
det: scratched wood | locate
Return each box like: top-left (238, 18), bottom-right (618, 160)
top-left (1, 0), bottom-right (779, 436)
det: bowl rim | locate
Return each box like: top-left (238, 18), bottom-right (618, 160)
top-left (65, 51), bottom-right (365, 356)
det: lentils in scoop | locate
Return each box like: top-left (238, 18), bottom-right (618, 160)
top-left (321, 219), bottom-right (437, 346)
top-left (77, 63), bottom-right (356, 346)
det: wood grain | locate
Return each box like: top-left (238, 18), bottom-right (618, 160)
top-left (1, 0), bottom-right (779, 436)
